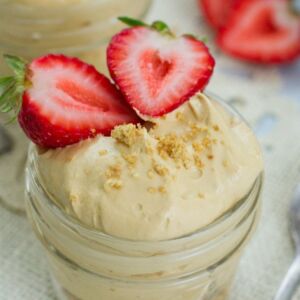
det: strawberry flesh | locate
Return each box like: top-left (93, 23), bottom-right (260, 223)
top-left (107, 27), bottom-right (215, 117)
top-left (217, 0), bottom-right (300, 63)
top-left (18, 54), bottom-right (141, 148)
top-left (198, 0), bottom-right (237, 29)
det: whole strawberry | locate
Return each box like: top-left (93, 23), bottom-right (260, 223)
top-left (0, 54), bottom-right (141, 148)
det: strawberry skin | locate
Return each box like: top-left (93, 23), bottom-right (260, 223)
top-left (198, 0), bottom-right (237, 29)
top-left (217, 0), bottom-right (300, 64)
top-left (18, 55), bottom-right (141, 148)
top-left (107, 26), bottom-right (215, 117)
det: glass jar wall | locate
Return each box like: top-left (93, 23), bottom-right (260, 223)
top-left (25, 145), bottom-right (262, 300)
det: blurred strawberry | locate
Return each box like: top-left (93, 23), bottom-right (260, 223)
top-left (217, 0), bottom-right (300, 63)
top-left (198, 0), bottom-right (237, 29)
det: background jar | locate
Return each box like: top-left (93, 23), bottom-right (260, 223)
top-left (25, 93), bottom-right (263, 300)
top-left (0, 0), bottom-right (152, 75)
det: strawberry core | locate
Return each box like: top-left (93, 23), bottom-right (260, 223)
top-left (255, 8), bottom-right (280, 36)
top-left (140, 50), bottom-right (173, 97)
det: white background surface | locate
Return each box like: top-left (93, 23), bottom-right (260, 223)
top-left (1, 0), bottom-right (300, 299)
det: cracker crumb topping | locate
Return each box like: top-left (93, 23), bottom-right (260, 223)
top-left (122, 152), bottom-right (138, 166)
top-left (158, 186), bottom-right (166, 194)
top-left (99, 149), bottom-right (108, 156)
top-left (176, 112), bottom-right (185, 122)
top-left (105, 164), bottom-right (121, 179)
top-left (213, 124), bottom-right (220, 131)
top-left (104, 179), bottom-right (123, 191)
top-left (152, 161), bottom-right (169, 176)
top-left (157, 133), bottom-right (188, 164)
top-left (194, 155), bottom-right (205, 170)
top-left (111, 124), bottom-right (143, 146)
top-left (192, 142), bottom-right (204, 153)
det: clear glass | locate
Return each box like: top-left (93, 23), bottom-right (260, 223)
top-left (0, 0), bottom-right (152, 74)
top-left (24, 97), bottom-right (263, 300)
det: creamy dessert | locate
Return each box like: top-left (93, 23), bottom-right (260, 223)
top-left (0, 17), bottom-right (263, 300)
top-left (0, 0), bottom-right (152, 75)
top-left (37, 93), bottom-right (262, 241)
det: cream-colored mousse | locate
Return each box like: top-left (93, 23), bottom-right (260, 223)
top-left (36, 93), bottom-right (263, 241)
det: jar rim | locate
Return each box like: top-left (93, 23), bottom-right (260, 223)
top-left (27, 92), bottom-right (263, 247)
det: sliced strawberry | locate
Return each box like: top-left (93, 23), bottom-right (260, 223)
top-left (198, 0), bottom-right (237, 29)
top-left (217, 0), bottom-right (300, 63)
top-left (1, 54), bottom-right (141, 148)
top-left (107, 23), bottom-right (215, 117)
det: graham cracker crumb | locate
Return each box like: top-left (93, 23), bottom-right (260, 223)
top-left (99, 149), bottom-right (108, 156)
top-left (176, 112), bottom-right (185, 122)
top-left (145, 141), bottom-right (154, 155)
top-left (105, 164), bottom-right (121, 179)
top-left (122, 152), bottom-right (137, 166)
top-left (111, 124), bottom-right (143, 146)
top-left (213, 125), bottom-right (220, 131)
top-left (194, 155), bottom-right (205, 170)
top-left (152, 161), bottom-right (169, 176)
top-left (157, 134), bottom-right (188, 165)
top-left (192, 142), bottom-right (204, 153)
top-left (207, 154), bottom-right (214, 160)
top-left (184, 123), bottom-right (205, 140)
top-left (104, 179), bottom-right (123, 191)
top-left (158, 186), bottom-right (166, 194)
top-left (202, 137), bottom-right (212, 148)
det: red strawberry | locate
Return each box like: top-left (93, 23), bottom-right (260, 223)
top-left (217, 0), bottom-right (300, 63)
top-left (107, 18), bottom-right (215, 117)
top-left (0, 54), bottom-right (140, 148)
top-left (198, 0), bottom-right (237, 29)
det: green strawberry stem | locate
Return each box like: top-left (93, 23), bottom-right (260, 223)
top-left (0, 55), bottom-right (29, 122)
top-left (118, 16), bottom-right (207, 42)
top-left (118, 16), bottom-right (173, 36)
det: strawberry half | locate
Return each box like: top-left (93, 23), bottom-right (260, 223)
top-left (107, 18), bottom-right (215, 117)
top-left (217, 0), bottom-right (300, 63)
top-left (0, 54), bottom-right (140, 148)
top-left (198, 0), bottom-right (237, 29)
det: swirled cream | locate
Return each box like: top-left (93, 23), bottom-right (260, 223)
top-left (36, 93), bottom-right (263, 241)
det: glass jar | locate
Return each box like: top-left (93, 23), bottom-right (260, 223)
top-left (24, 96), bottom-right (263, 300)
top-left (0, 0), bottom-right (152, 75)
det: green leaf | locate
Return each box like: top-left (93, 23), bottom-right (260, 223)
top-left (0, 76), bottom-right (15, 95)
top-left (183, 34), bottom-right (208, 43)
top-left (3, 54), bottom-right (27, 77)
top-left (0, 85), bottom-right (15, 108)
top-left (151, 20), bottom-right (170, 33)
top-left (118, 16), bottom-right (147, 27)
top-left (200, 36), bottom-right (208, 43)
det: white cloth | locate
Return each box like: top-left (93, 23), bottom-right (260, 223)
top-left (1, 0), bottom-right (300, 299)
